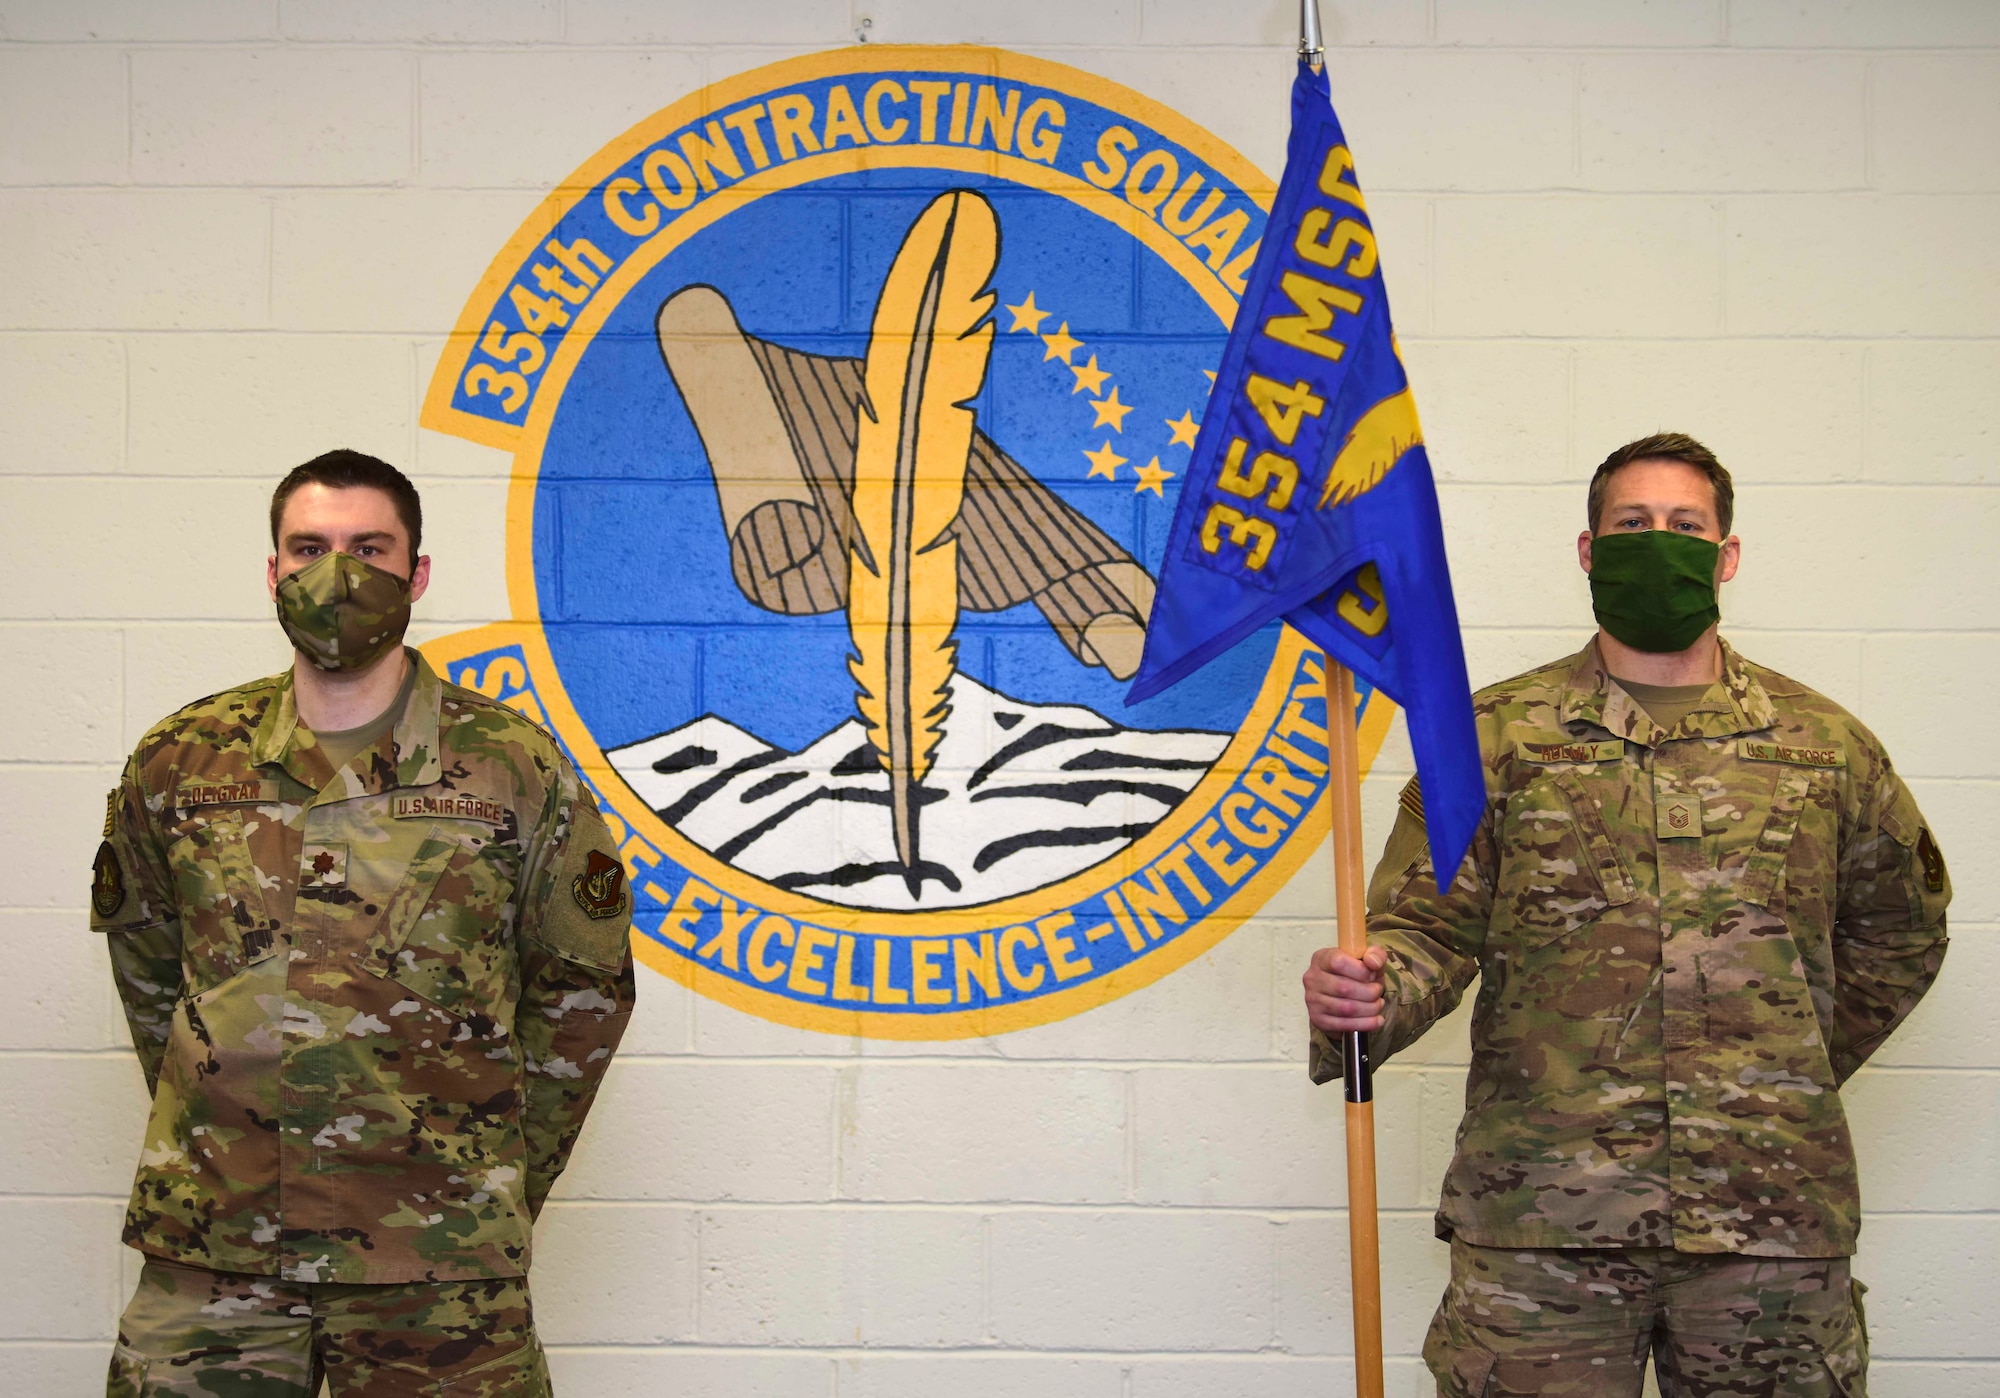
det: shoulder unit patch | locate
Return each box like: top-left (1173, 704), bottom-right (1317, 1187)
top-left (572, 849), bottom-right (627, 920)
top-left (91, 841), bottom-right (126, 918)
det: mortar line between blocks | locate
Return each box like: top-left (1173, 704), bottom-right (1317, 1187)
top-left (538, 1201), bottom-right (1436, 1218)
top-left (531, 1340), bottom-right (1947, 1362)
top-left (1570, 56), bottom-right (1582, 181)
top-left (1563, 342), bottom-right (1576, 476)
top-left (264, 197), bottom-right (276, 328)
top-left (406, 339), bottom-right (421, 470)
top-left (118, 326), bottom-right (133, 479)
top-left (1268, 1214), bottom-right (1283, 1349)
top-left (410, 45), bottom-right (423, 184)
top-left (6, 38), bottom-right (2000, 55)
top-left (121, 48), bottom-right (135, 181)
top-left (980, 1213), bottom-right (995, 1343)
top-left (11, 1044), bottom-right (2000, 1067)
top-left (1857, 341), bottom-right (1874, 483)
top-left (1714, 198), bottom-right (1728, 336)
top-left (685, 1207), bottom-right (700, 1339)
top-left (1123, 1070), bottom-right (1138, 1202)
top-left (832, 1063), bottom-right (856, 1201)
top-left (1861, 56), bottom-right (1876, 190)
top-left (7, 1332), bottom-right (1993, 1364)
top-left (692, 1203), bottom-right (705, 1342)
top-left (1423, 198), bottom-right (1436, 336)
top-left (116, 615), bottom-right (130, 754)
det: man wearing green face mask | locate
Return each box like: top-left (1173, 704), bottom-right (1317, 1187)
top-left (92, 449), bottom-right (635, 1396)
top-left (1304, 433), bottom-right (1949, 1396)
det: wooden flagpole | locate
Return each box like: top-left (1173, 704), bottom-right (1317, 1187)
top-left (1326, 660), bottom-right (1384, 1398)
top-left (1299, 6), bottom-right (1383, 1389)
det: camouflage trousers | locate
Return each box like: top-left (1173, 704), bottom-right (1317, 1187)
top-left (1424, 1239), bottom-right (1869, 1398)
top-left (108, 1257), bottom-right (552, 1397)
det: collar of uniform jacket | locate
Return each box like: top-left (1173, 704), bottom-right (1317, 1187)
top-left (1557, 635), bottom-right (1778, 747)
top-left (250, 647), bottom-right (445, 796)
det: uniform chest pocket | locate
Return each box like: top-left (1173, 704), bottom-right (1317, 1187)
top-left (1490, 770), bottom-right (1636, 950)
top-left (365, 826), bottom-right (520, 1023)
top-left (1736, 767), bottom-right (1823, 912)
top-left (166, 813), bottom-right (280, 994)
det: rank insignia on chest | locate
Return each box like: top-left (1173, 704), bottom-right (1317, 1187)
top-left (302, 844), bottom-right (349, 890)
top-left (1657, 794), bottom-right (1701, 839)
top-left (573, 849), bottom-right (627, 920)
top-left (92, 841), bottom-right (125, 917)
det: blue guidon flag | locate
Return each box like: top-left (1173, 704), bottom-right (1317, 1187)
top-left (1127, 59), bottom-right (1483, 882)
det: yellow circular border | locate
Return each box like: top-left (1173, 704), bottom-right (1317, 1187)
top-left (421, 46), bottom-right (1393, 1037)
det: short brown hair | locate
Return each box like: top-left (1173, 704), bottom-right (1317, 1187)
top-left (1587, 432), bottom-right (1733, 536)
top-left (269, 450), bottom-right (423, 564)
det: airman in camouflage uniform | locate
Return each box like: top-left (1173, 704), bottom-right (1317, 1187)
top-left (1304, 436), bottom-right (1948, 1397)
top-left (94, 451), bottom-right (634, 1395)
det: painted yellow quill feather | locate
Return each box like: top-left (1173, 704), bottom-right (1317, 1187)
top-left (847, 189), bottom-right (998, 890)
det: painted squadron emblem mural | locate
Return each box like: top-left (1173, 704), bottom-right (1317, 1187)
top-left (422, 48), bottom-right (1391, 1036)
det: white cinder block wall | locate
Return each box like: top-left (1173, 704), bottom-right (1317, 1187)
top-left (2, 2), bottom-right (1995, 1394)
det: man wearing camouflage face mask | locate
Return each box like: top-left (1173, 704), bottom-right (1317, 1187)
top-left (93, 450), bottom-right (634, 1396)
top-left (1303, 433), bottom-right (1950, 1397)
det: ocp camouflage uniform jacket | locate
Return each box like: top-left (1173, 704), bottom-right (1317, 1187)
top-left (1311, 638), bottom-right (1949, 1258)
top-left (91, 651), bottom-right (636, 1284)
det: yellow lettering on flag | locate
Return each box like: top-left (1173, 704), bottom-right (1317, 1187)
top-left (1261, 271), bottom-right (1361, 362)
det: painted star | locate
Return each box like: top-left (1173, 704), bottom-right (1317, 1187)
top-left (1006, 290), bottom-right (1050, 335)
top-left (1165, 410), bottom-right (1200, 448)
top-left (1090, 387), bottom-right (1134, 433)
top-left (1042, 321), bottom-right (1082, 364)
top-left (1082, 441), bottom-right (1127, 480)
top-left (1069, 354), bottom-right (1111, 396)
top-left (1202, 369), bottom-right (1217, 387)
top-left (1133, 457), bottom-right (1175, 497)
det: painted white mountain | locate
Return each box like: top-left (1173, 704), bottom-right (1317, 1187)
top-left (606, 676), bottom-right (1229, 911)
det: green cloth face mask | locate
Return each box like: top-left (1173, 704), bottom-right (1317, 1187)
top-left (1588, 530), bottom-right (1721, 653)
top-left (275, 552), bottom-right (412, 673)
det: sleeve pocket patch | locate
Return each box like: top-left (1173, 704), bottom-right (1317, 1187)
top-left (538, 821), bottom-right (632, 972)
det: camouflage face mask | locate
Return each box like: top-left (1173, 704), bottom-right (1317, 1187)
top-left (1588, 529), bottom-right (1721, 653)
top-left (275, 551), bottom-right (412, 673)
